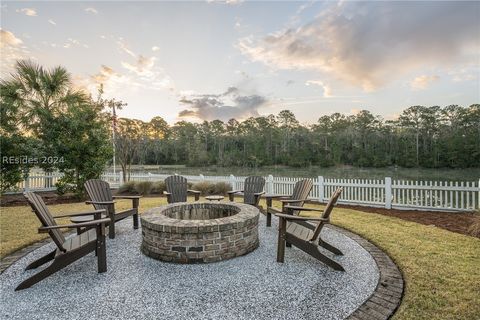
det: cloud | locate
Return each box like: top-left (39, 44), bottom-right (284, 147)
top-left (206, 0), bottom-right (244, 5)
top-left (152, 46), bottom-right (160, 52)
top-left (117, 39), bottom-right (136, 57)
top-left (238, 1), bottom-right (480, 91)
top-left (48, 19), bottom-right (56, 25)
top-left (305, 80), bottom-right (333, 97)
top-left (121, 55), bottom-right (156, 76)
top-left (0, 29), bottom-right (23, 47)
top-left (85, 7), bottom-right (98, 15)
top-left (16, 8), bottom-right (37, 16)
top-left (0, 29), bottom-right (30, 75)
top-left (410, 75), bottom-right (440, 90)
top-left (63, 38), bottom-right (88, 49)
top-left (178, 87), bottom-right (267, 121)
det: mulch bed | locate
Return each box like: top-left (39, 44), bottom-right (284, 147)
top-left (334, 204), bottom-right (479, 238)
top-left (2, 192), bottom-right (478, 238)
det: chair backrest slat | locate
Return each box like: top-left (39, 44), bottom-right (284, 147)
top-left (165, 175), bottom-right (188, 203)
top-left (243, 176), bottom-right (265, 205)
top-left (85, 180), bottom-right (113, 211)
top-left (289, 179), bottom-right (313, 214)
top-left (24, 192), bottom-right (66, 251)
top-left (310, 187), bottom-right (343, 241)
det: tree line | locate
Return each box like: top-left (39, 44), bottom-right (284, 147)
top-left (116, 105), bottom-right (480, 179)
top-left (1, 61), bottom-right (479, 193)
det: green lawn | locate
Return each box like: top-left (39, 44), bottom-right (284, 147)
top-left (1, 197), bottom-right (479, 320)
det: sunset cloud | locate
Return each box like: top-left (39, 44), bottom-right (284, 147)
top-left (0, 29), bottom-right (29, 75)
top-left (16, 8), bottom-right (37, 16)
top-left (410, 75), bottom-right (440, 91)
top-left (178, 87), bottom-right (267, 121)
top-left (238, 1), bottom-right (480, 91)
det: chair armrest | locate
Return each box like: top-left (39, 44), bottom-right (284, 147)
top-left (254, 191), bottom-right (265, 196)
top-left (187, 189), bottom-right (201, 194)
top-left (86, 200), bottom-right (116, 205)
top-left (38, 218), bottom-right (111, 233)
top-left (283, 206), bottom-right (323, 212)
top-left (228, 190), bottom-right (243, 195)
top-left (112, 195), bottom-right (142, 199)
top-left (264, 194), bottom-right (289, 199)
top-left (274, 213), bottom-right (328, 222)
top-left (279, 199), bottom-right (305, 203)
top-left (53, 209), bottom-right (107, 218)
top-left (163, 191), bottom-right (171, 195)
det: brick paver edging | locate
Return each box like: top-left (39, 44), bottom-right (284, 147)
top-left (0, 225), bottom-right (403, 320)
top-left (330, 225), bottom-right (404, 320)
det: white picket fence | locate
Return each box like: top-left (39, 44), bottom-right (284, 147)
top-left (12, 172), bottom-right (480, 212)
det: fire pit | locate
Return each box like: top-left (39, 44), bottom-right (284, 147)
top-left (141, 202), bottom-right (260, 263)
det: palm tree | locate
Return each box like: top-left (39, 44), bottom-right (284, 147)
top-left (1, 60), bottom-right (88, 135)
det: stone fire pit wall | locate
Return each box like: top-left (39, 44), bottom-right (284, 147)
top-left (141, 202), bottom-right (260, 263)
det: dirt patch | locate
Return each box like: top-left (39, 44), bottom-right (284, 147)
top-left (334, 203), bottom-right (479, 238)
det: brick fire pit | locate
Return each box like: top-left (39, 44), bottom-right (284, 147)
top-left (141, 202), bottom-right (260, 263)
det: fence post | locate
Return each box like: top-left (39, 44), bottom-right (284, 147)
top-left (478, 179), bottom-right (480, 210)
top-left (119, 171), bottom-right (124, 185)
top-left (317, 176), bottom-right (324, 202)
top-left (200, 174), bottom-right (205, 181)
top-left (24, 174), bottom-right (30, 192)
top-left (267, 175), bottom-right (274, 194)
top-left (229, 174), bottom-right (235, 190)
top-left (385, 177), bottom-right (392, 209)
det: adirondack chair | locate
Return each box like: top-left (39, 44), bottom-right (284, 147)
top-left (228, 176), bottom-right (265, 207)
top-left (16, 192), bottom-right (110, 291)
top-left (264, 179), bottom-right (313, 227)
top-left (163, 175), bottom-right (201, 203)
top-left (276, 187), bottom-right (344, 271)
top-left (72, 179), bottom-right (140, 239)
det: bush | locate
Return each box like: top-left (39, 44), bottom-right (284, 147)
top-left (151, 181), bottom-right (166, 194)
top-left (193, 181), bottom-right (232, 196)
top-left (117, 181), bottom-right (137, 194)
top-left (213, 182), bottom-right (232, 195)
top-left (135, 181), bottom-right (153, 195)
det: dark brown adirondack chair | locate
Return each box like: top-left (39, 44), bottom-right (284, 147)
top-left (276, 187), bottom-right (344, 271)
top-left (228, 176), bottom-right (265, 206)
top-left (164, 175), bottom-right (200, 203)
top-left (264, 179), bottom-right (313, 227)
top-left (16, 192), bottom-right (110, 291)
top-left (72, 179), bottom-right (140, 239)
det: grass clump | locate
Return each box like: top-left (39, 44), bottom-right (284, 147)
top-left (134, 181), bottom-right (153, 195)
top-left (151, 181), bottom-right (166, 194)
top-left (193, 181), bottom-right (231, 195)
top-left (117, 181), bottom-right (137, 194)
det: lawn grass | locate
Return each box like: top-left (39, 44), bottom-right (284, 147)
top-left (1, 197), bottom-right (479, 320)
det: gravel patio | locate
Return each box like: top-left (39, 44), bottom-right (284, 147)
top-left (0, 213), bottom-right (378, 320)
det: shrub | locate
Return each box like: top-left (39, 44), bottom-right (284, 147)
top-left (135, 181), bottom-right (153, 195)
top-left (151, 181), bottom-right (166, 194)
top-left (213, 182), bottom-right (232, 195)
top-left (117, 181), bottom-right (137, 194)
top-left (193, 181), bottom-right (232, 196)
top-left (193, 181), bottom-right (215, 195)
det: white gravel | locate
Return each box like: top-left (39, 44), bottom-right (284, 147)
top-left (0, 213), bottom-right (378, 320)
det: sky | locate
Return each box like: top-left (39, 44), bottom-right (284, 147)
top-left (1, 0), bottom-right (479, 124)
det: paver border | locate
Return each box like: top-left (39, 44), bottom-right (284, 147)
top-left (0, 225), bottom-right (403, 320)
top-left (330, 225), bottom-right (404, 320)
